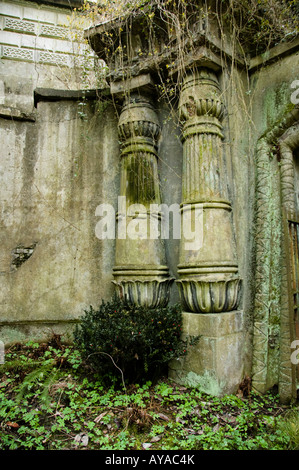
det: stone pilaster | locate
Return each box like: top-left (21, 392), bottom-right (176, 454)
top-left (169, 67), bottom-right (244, 396)
top-left (176, 68), bottom-right (241, 313)
top-left (112, 90), bottom-right (173, 307)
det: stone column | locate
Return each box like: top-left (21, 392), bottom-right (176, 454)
top-left (169, 68), bottom-right (244, 395)
top-left (112, 90), bottom-right (173, 307)
top-left (176, 68), bottom-right (241, 312)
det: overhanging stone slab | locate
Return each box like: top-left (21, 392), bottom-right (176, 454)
top-left (110, 74), bottom-right (155, 97)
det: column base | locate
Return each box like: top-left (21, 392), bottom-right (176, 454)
top-left (169, 310), bottom-right (244, 396)
top-left (176, 278), bottom-right (241, 313)
top-left (112, 277), bottom-right (174, 308)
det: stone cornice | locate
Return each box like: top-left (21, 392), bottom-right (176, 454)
top-left (0, 104), bottom-right (36, 121)
top-left (84, 5), bottom-right (245, 81)
top-left (17, 0), bottom-right (84, 9)
top-left (33, 87), bottom-right (110, 107)
top-left (249, 36), bottom-right (299, 73)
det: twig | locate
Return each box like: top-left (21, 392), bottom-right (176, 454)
top-left (86, 351), bottom-right (127, 397)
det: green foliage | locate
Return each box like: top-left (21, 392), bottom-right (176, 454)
top-left (277, 409), bottom-right (299, 450)
top-left (220, 0), bottom-right (299, 56)
top-left (73, 296), bottom-right (198, 384)
top-left (15, 362), bottom-right (57, 407)
top-left (0, 341), bottom-right (297, 450)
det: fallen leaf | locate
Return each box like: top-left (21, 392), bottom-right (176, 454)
top-left (186, 428), bottom-right (196, 434)
top-left (81, 434), bottom-right (89, 447)
top-left (74, 433), bottom-right (82, 443)
top-left (6, 422), bottom-right (19, 429)
top-left (142, 443), bottom-right (152, 449)
top-left (175, 415), bottom-right (185, 424)
top-left (150, 435), bottom-right (161, 442)
top-left (221, 413), bottom-right (237, 424)
top-left (74, 433), bottom-right (89, 447)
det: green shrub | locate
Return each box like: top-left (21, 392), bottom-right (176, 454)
top-left (73, 296), bottom-right (198, 385)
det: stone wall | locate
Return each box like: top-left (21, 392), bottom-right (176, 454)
top-left (0, 0), bottom-right (101, 343)
top-left (0, 96), bottom-right (118, 343)
top-left (0, 0), bottom-right (96, 114)
top-left (249, 45), bottom-right (299, 401)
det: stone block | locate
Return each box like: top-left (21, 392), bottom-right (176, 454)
top-left (0, 2), bottom-right (22, 18)
top-left (110, 73), bottom-right (155, 96)
top-left (169, 310), bottom-right (245, 396)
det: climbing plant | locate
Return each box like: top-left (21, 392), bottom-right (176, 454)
top-left (72, 0), bottom-right (299, 79)
top-left (66, 0), bottom-right (298, 133)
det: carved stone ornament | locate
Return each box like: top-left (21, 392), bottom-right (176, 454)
top-left (176, 278), bottom-right (241, 313)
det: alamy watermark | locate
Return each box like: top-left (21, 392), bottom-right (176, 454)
top-left (291, 80), bottom-right (299, 105)
top-left (95, 197), bottom-right (204, 251)
top-left (291, 340), bottom-right (299, 365)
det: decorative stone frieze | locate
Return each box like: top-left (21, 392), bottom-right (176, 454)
top-left (112, 87), bottom-right (173, 307)
top-left (176, 68), bottom-right (241, 313)
top-left (0, 7), bottom-right (93, 69)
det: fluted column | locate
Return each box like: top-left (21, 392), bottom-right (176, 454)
top-left (176, 68), bottom-right (241, 313)
top-left (112, 91), bottom-right (173, 307)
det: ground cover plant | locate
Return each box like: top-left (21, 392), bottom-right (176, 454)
top-left (0, 334), bottom-right (298, 451)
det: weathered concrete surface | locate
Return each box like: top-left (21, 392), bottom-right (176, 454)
top-left (0, 98), bottom-right (119, 343)
top-left (0, 0), bottom-right (97, 115)
top-left (169, 311), bottom-right (245, 396)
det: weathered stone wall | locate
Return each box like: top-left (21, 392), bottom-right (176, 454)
top-left (0, 97), bottom-right (119, 343)
top-left (0, 0), bottom-right (96, 114)
top-left (248, 46), bottom-right (299, 400)
top-left (0, 0), bottom-right (100, 343)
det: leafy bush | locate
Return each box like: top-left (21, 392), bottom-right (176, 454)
top-left (73, 296), bottom-right (198, 384)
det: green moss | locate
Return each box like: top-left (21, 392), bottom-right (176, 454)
top-left (185, 371), bottom-right (224, 397)
top-left (126, 154), bottom-right (157, 205)
top-left (264, 82), bottom-right (294, 130)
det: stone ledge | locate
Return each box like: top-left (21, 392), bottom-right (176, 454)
top-left (0, 105), bottom-right (36, 121)
top-left (110, 73), bottom-right (156, 97)
top-left (24, 0), bottom-right (84, 9)
top-left (33, 87), bottom-right (110, 107)
top-left (249, 36), bottom-right (299, 72)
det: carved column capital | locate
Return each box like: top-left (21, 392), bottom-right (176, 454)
top-left (118, 94), bottom-right (161, 154)
top-left (178, 69), bottom-right (225, 141)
